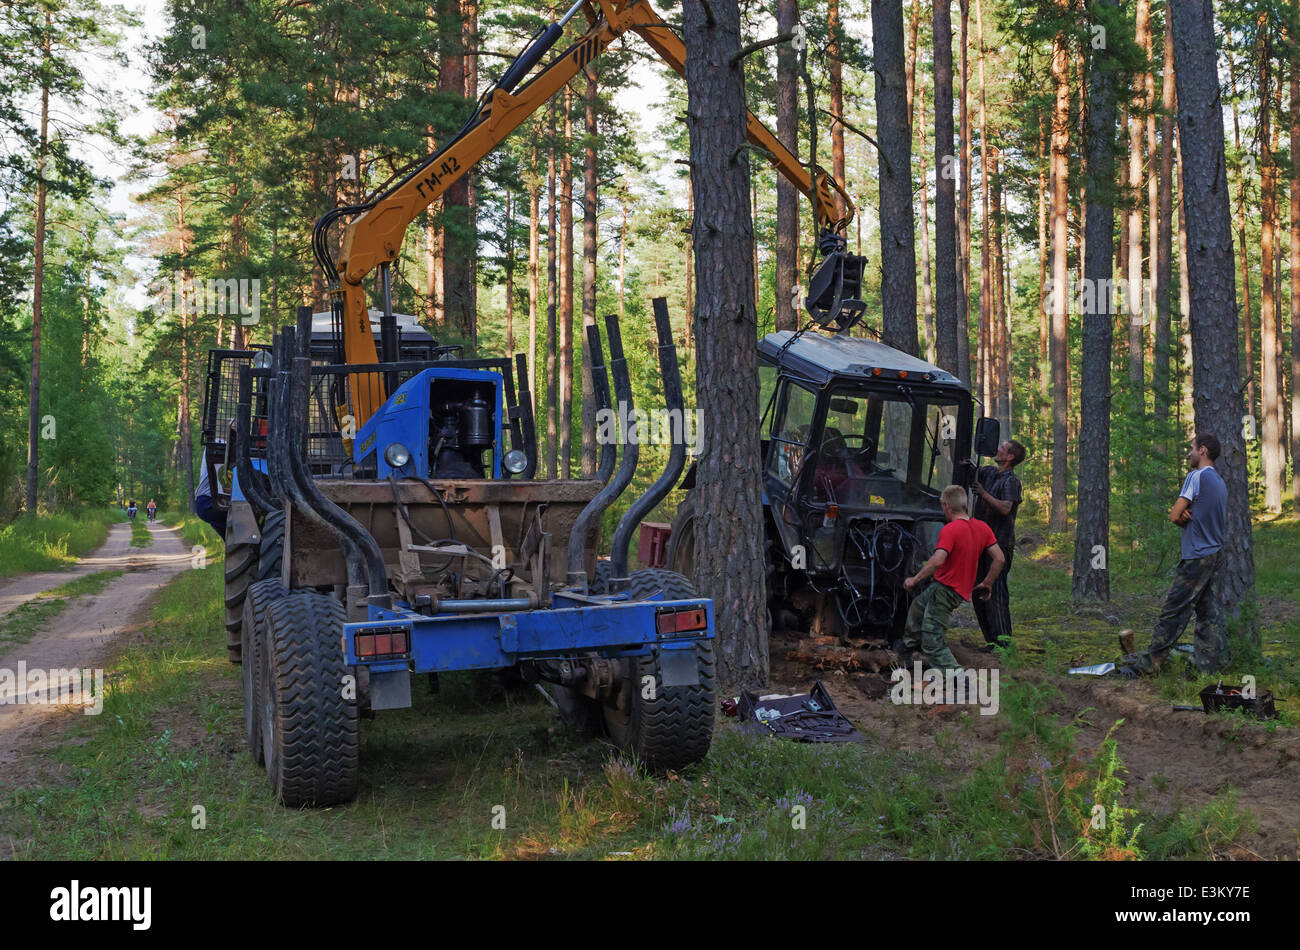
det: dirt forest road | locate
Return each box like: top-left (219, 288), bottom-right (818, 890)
top-left (0, 521), bottom-right (192, 769)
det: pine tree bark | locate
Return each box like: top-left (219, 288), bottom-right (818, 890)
top-left (774, 0), bottom-right (799, 331)
top-left (439, 0), bottom-right (476, 343)
top-left (1049, 28), bottom-right (1071, 533)
top-left (1228, 51), bottom-right (1256, 429)
top-left (957, 0), bottom-right (972, 382)
top-left (933, 0), bottom-right (959, 375)
top-left (873, 0), bottom-right (918, 355)
top-left (1257, 22), bottom-right (1283, 513)
top-left (1291, 63), bottom-right (1300, 510)
top-left (1169, 0), bottom-right (1256, 622)
top-left (1144, 0), bottom-right (1159, 376)
top-left (681, 0), bottom-right (766, 691)
top-left (1125, 0), bottom-right (1149, 393)
top-left (528, 143), bottom-right (540, 397)
top-left (1155, 14), bottom-right (1175, 421)
top-left (26, 15), bottom-right (51, 514)
top-left (506, 189), bottom-right (515, 355)
top-left (906, 0), bottom-right (921, 122)
top-left (560, 86), bottom-right (574, 479)
top-left (1074, 0), bottom-right (1119, 602)
top-left (976, 0), bottom-right (989, 408)
top-left (581, 66), bottom-right (599, 478)
top-left (829, 0), bottom-right (847, 223)
top-left (919, 84), bottom-right (936, 363)
top-left (545, 103), bottom-right (559, 481)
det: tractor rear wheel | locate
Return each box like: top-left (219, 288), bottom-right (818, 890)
top-left (223, 533), bottom-right (255, 664)
top-left (260, 592), bottom-right (358, 806)
top-left (600, 569), bottom-right (715, 771)
top-left (257, 508), bottom-right (285, 585)
top-left (240, 578), bottom-right (285, 766)
top-left (664, 494), bottom-right (697, 578)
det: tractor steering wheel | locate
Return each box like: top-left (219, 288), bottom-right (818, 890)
top-left (837, 433), bottom-right (876, 469)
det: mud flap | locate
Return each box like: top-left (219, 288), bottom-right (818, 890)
top-left (369, 670), bottom-right (412, 710)
top-left (658, 645), bottom-right (700, 688)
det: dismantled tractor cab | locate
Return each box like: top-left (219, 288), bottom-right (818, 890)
top-left (668, 328), bottom-right (999, 645)
top-left (200, 299), bottom-right (714, 807)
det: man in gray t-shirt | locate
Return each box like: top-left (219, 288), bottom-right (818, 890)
top-left (1118, 433), bottom-right (1228, 676)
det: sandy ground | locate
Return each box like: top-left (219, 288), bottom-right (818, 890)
top-left (0, 522), bottom-right (192, 768)
top-left (770, 631), bottom-right (1300, 859)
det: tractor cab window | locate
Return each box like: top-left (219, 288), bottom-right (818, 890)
top-left (811, 388), bottom-right (960, 511)
top-left (766, 381), bottom-right (817, 488)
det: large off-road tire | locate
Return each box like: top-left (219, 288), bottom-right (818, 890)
top-left (257, 508), bottom-right (285, 585)
top-left (664, 494), bottom-right (697, 578)
top-left (223, 535), bottom-right (255, 665)
top-left (225, 508), bottom-right (286, 664)
top-left (259, 592), bottom-right (358, 807)
top-left (240, 578), bottom-right (285, 767)
top-left (600, 568), bottom-right (715, 771)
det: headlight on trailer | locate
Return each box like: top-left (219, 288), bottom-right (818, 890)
top-left (503, 449), bottom-right (527, 474)
top-left (384, 442), bottom-right (411, 468)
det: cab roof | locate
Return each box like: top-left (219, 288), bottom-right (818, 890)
top-left (758, 330), bottom-right (965, 390)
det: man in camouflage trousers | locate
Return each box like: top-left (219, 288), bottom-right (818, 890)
top-left (899, 485), bottom-right (1005, 672)
top-left (1118, 434), bottom-right (1228, 677)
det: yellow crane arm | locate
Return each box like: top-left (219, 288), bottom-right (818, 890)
top-left (331, 0), bottom-right (853, 423)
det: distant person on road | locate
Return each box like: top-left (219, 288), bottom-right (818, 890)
top-left (126, 499), bottom-right (137, 521)
top-left (971, 439), bottom-right (1026, 646)
top-left (898, 485), bottom-right (1005, 672)
top-left (146, 499), bottom-right (157, 522)
top-left (194, 459), bottom-right (227, 539)
top-left (1117, 433), bottom-right (1228, 677)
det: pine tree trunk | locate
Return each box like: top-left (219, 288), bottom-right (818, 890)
top-left (560, 87), bottom-right (574, 479)
top-left (1049, 28), bottom-right (1071, 534)
top-left (681, 0), bottom-right (766, 691)
top-left (1169, 0), bottom-right (1256, 623)
top-left (545, 105), bottom-right (559, 481)
top-left (1291, 64), bottom-right (1300, 510)
top-left (976, 0), bottom-right (990, 409)
top-left (906, 0), bottom-right (920, 122)
top-left (1074, 0), bottom-right (1119, 602)
top-left (774, 0), bottom-right (799, 332)
top-left (1228, 51), bottom-right (1256, 430)
top-left (1177, 126), bottom-right (1193, 433)
top-left (933, 0), bottom-right (959, 375)
top-left (829, 0), bottom-right (846, 223)
top-left (505, 190), bottom-right (515, 355)
top-left (581, 66), bottom-right (599, 478)
top-left (439, 0), bottom-right (475, 343)
top-left (1125, 0), bottom-right (1149, 393)
top-left (957, 0), bottom-right (972, 382)
top-left (26, 18), bottom-right (51, 515)
top-left (1155, 14), bottom-right (1175, 421)
top-left (1037, 117), bottom-right (1050, 434)
top-left (1143, 0), bottom-right (1159, 376)
top-left (873, 0), bottom-right (918, 355)
top-left (528, 148), bottom-right (540, 397)
top-left (1258, 23), bottom-right (1283, 513)
top-left (919, 84), bottom-right (936, 363)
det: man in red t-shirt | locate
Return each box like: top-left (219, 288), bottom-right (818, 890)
top-left (899, 485), bottom-right (1005, 671)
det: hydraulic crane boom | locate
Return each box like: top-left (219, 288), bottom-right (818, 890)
top-left (319, 0), bottom-right (857, 424)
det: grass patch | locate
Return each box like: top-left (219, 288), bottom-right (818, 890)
top-left (0, 510), bottom-right (117, 578)
top-left (0, 557), bottom-right (1260, 860)
top-left (129, 519), bottom-right (152, 548)
top-left (162, 511), bottom-right (223, 554)
top-left (0, 569), bottom-right (123, 650)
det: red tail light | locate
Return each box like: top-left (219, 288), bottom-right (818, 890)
top-left (355, 628), bottom-right (409, 658)
top-left (656, 607), bottom-right (708, 635)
